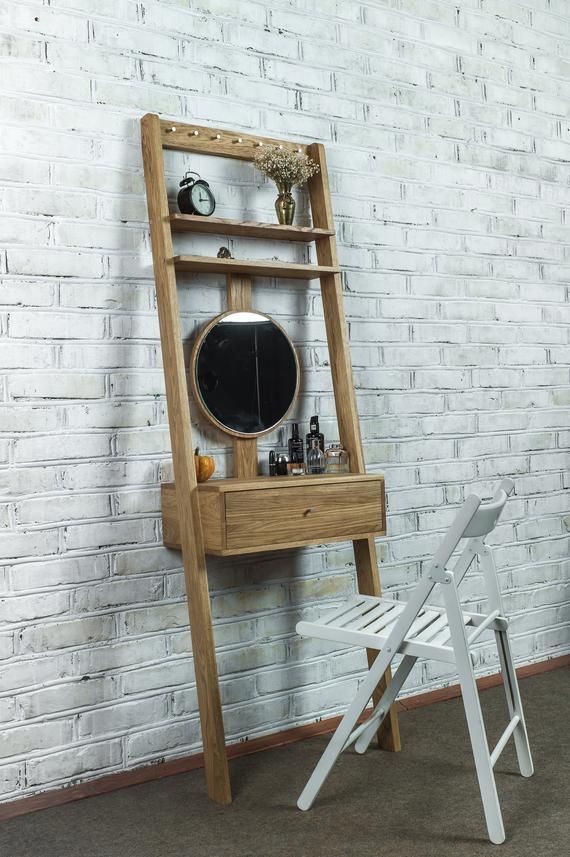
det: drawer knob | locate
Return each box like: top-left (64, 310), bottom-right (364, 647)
top-left (303, 507), bottom-right (315, 516)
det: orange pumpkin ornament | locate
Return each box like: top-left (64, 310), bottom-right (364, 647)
top-left (194, 447), bottom-right (215, 483)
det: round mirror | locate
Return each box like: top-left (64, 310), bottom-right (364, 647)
top-left (190, 310), bottom-right (300, 438)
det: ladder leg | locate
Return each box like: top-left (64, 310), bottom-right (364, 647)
top-left (298, 643), bottom-right (397, 811)
top-left (353, 537), bottom-right (401, 752)
top-left (444, 583), bottom-right (505, 844)
top-left (141, 113), bottom-right (231, 804)
top-left (354, 655), bottom-right (416, 754)
top-left (495, 629), bottom-right (534, 778)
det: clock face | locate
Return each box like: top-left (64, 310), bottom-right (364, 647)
top-left (190, 181), bottom-right (215, 216)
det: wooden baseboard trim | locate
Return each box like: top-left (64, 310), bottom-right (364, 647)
top-left (1, 652), bottom-right (567, 822)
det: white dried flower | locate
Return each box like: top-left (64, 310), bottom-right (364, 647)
top-left (254, 146), bottom-right (319, 187)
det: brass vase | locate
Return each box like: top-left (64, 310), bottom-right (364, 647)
top-left (275, 182), bottom-right (295, 225)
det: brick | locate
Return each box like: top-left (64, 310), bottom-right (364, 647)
top-left (18, 616), bottom-right (115, 654)
top-left (78, 697), bottom-right (168, 738)
top-left (18, 677), bottom-right (119, 719)
top-left (8, 373), bottom-right (105, 400)
top-left (9, 555), bottom-right (108, 592)
top-left (7, 250), bottom-right (103, 279)
top-left (9, 311), bottom-right (105, 340)
top-left (26, 740), bottom-right (122, 787)
top-left (0, 720), bottom-right (73, 760)
top-left (126, 720), bottom-right (200, 761)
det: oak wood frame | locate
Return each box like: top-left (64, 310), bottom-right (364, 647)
top-left (140, 113), bottom-right (399, 805)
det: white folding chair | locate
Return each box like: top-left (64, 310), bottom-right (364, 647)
top-left (295, 479), bottom-right (533, 844)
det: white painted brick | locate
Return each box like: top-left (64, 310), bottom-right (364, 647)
top-left (9, 555), bottom-right (108, 592)
top-left (8, 373), bottom-right (106, 400)
top-left (224, 697), bottom-right (290, 736)
top-left (73, 576), bottom-right (163, 612)
top-left (14, 434), bottom-right (110, 463)
top-left (18, 677), bottom-right (119, 719)
top-left (78, 697), bottom-right (168, 738)
top-left (26, 741), bottom-right (122, 787)
top-left (0, 720), bottom-right (73, 760)
top-left (9, 311), bottom-right (106, 340)
top-left (126, 720), bottom-right (201, 761)
top-left (7, 250), bottom-right (104, 279)
top-left (0, 530), bottom-right (59, 561)
top-left (75, 637), bottom-right (167, 677)
top-left (18, 616), bottom-right (115, 654)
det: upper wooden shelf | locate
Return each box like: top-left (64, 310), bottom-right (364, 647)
top-left (169, 214), bottom-right (334, 242)
top-left (172, 255), bottom-right (339, 280)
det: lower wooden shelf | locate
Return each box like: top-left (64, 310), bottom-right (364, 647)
top-left (162, 473), bottom-right (386, 556)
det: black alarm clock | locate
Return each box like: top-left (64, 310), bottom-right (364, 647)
top-left (177, 171), bottom-right (216, 216)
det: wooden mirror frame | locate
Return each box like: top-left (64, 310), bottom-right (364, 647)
top-left (189, 309), bottom-right (301, 439)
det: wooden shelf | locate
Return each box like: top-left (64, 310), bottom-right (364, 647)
top-left (162, 474), bottom-right (385, 556)
top-left (172, 254), bottom-right (339, 280)
top-left (169, 214), bottom-right (334, 242)
top-left (196, 473), bottom-right (381, 492)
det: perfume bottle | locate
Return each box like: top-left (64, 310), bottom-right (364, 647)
top-left (306, 414), bottom-right (325, 456)
top-left (268, 450), bottom-right (277, 476)
top-left (288, 422), bottom-right (304, 474)
top-left (306, 437), bottom-right (325, 475)
top-left (325, 443), bottom-right (350, 474)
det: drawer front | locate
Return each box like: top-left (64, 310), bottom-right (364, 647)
top-left (225, 480), bottom-right (384, 551)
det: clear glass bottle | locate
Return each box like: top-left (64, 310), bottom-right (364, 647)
top-left (306, 437), bottom-right (326, 475)
top-left (325, 443), bottom-right (350, 474)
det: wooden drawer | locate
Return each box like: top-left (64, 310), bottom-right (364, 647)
top-left (162, 474), bottom-right (385, 556)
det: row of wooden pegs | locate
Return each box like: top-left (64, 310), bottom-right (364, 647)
top-left (165, 125), bottom-right (303, 151)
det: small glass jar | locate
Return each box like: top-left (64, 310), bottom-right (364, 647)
top-left (325, 443), bottom-right (350, 474)
top-left (306, 437), bottom-right (325, 475)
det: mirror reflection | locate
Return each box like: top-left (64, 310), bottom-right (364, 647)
top-left (192, 311), bottom-right (299, 437)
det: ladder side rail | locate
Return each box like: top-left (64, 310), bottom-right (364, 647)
top-left (141, 113), bottom-right (231, 804)
top-left (307, 142), bottom-right (400, 752)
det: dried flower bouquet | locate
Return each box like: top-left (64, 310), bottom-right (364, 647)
top-left (254, 145), bottom-right (319, 224)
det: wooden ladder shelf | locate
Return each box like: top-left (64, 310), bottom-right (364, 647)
top-left (141, 113), bottom-right (400, 805)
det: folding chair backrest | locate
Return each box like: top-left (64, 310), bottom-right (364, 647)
top-left (462, 478), bottom-right (514, 539)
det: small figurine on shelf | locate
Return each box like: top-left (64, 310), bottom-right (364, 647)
top-left (194, 448), bottom-right (215, 482)
top-left (253, 146), bottom-right (319, 225)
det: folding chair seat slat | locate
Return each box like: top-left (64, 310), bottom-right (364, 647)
top-left (414, 612), bottom-right (449, 642)
top-left (355, 600), bottom-right (397, 629)
top-left (407, 609), bottom-right (440, 640)
top-left (323, 597), bottom-right (371, 627)
top-left (340, 600), bottom-right (392, 630)
top-left (429, 614), bottom-right (470, 647)
top-left (365, 602), bottom-right (405, 634)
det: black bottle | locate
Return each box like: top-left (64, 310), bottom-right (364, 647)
top-left (306, 415), bottom-right (325, 456)
top-left (288, 422), bottom-right (304, 467)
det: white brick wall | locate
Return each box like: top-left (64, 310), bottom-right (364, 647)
top-left (1, 0), bottom-right (569, 803)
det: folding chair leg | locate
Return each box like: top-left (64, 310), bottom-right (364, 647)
top-left (297, 647), bottom-right (396, 811)
top-left (445, 583), bottom-right (506, 845)
top-left (495, 629), bottom-right (534, 778)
